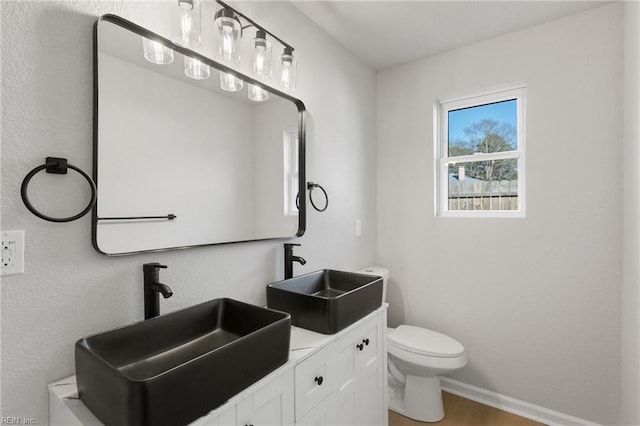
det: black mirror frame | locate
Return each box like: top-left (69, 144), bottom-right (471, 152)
top-left (91, 15), bottom-right (306, 255)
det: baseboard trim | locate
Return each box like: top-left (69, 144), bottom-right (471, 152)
top-left (440, 377), bottom-right (602, 426)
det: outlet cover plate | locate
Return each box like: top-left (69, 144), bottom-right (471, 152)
top-left (2, 230), bottom-right (25, 276)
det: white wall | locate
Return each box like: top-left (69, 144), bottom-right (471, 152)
top-left (0, 0), bottom-right (377, 422)
top-left (377, 4), bottom-right (622, 424)
top-left (621, 1), bottom-right (640, 424)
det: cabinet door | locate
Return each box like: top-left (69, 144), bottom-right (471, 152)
top-left (296, 394), bottom-right (332, 426)
top-left (236, 370), bottom-right (294, 426)
top-left (355, 313), bottom-right (385, 425)
top-left (294, 345), bottom-right (333, 421)
top-left (331, 330), bottom-right (357, 426)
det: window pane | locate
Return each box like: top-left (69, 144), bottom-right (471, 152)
top-left (448, 99), bottom-right (517, 157)
top-left (448, 159), bottom-right (518, 211)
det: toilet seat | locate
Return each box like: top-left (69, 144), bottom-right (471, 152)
top-left (388, 325), bottom-right (464, 358)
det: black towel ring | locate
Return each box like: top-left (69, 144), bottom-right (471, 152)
top-left (307, 182), bottom-right (328, 212)
top-left (21, 157), bottom-right (97, 223)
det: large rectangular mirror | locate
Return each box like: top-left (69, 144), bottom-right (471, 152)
top-left (93, 15), bottom-right (306, 255)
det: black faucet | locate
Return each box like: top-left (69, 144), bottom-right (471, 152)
top-left (143, 263), bottom-right (173, 320)
top-left (284, 243), bottom-right (306, 279)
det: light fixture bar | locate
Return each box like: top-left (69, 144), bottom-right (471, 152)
top-left (215, 0), bottom-right (294, 53)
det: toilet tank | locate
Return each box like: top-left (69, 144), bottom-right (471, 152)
top-left (356, 266), bottom-right (390, 304)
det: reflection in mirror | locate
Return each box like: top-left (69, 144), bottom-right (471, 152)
top-left (93, 16), bottom-right (305, 255)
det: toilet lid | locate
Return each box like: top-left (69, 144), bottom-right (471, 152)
top-left (388, 325), bottom-right (464, 358)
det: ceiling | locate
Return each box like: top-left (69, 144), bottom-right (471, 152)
top-left (291, 1), bottom-right (609, 70)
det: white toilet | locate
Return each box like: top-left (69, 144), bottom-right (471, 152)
top-left (357, 267), bottom-right (467, 423)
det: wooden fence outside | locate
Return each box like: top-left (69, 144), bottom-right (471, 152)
top-left (449, 179), bottom-right (518, 211)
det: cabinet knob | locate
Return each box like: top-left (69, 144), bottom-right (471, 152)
top-left (314, 376), bottom-right (324, 386)
top-left (363, 338), bottom-right (370, 346)
top-left (357, 343), bottom-right (364, 351)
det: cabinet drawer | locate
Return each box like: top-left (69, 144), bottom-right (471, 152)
top-left (294, 345), bottom-right (333, 421)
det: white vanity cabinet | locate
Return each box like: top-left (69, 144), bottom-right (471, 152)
top-left (199, 369), bottom-right (294, 426)
top-left (353, 313), bottom-right (385, 425)
top-left (329, 315), bottom-right (385, 426)
top-left (49, 306), bottom-right (387, 426)
top-left (332, 329), bottom-right (359, 425)
top-left (296, 393), bottom-right (333, 426)
top-left (294, 345), bottom-right (334, 421)
top-left (196, 404), bottom-right (236, 426)
top-left (293, 308), bottom-right (386, 426)
top-left (236, 369), bottom-right (294, 426)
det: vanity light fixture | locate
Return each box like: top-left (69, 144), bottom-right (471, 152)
top-left (219, 71), bottom-right (244, 92)
top-left (184, 56), bottom-right (210, 80)
top-left (278, 47), bottom-right (297, 93)
top-left (248, 30), bottom-right (271, 101)
top-left (212, 1), bottom-right (298, 97)
top-left (171, 0), bottom-right (211, 81)
top-left (214, 8), bottom-right (242, 63)
top-left (145, 1), bottom-right (298, 94)
top-left (172, 0), bottom-right (201, 48)
top-left (248, 84), bottom-right (269, 101)
top-left (144, 0), bottom-right (206, 81)
top-left (214, 7), bottom-right (243, 91)
top-left (251, 30), bottom-right (272, 78)
top-left (142, 37), bottom-right (174, 65)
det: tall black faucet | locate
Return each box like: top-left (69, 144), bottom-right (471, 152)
top-left (143, 263), bottom-right (173, 320)
top-left (284, 243), bottom-right (306, 279)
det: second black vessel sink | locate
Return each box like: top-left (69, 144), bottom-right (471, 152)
top-left (75, 298), bottom-right (291, 426)
top-left (266, 269), bottom-right (383, 334)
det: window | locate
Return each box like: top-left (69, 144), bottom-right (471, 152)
top-left (436, 86), bottom-right (526, 217)
top-left (283, 128), bottom-right (299, 216)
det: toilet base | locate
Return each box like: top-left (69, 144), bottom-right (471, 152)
top-left (388, 375), bottom-right (445, 423)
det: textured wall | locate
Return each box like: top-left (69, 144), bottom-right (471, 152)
top-left (621, 1), bottom-right (640, 424)
top-left (377, 4), bottom-right (622, 424)
top-left (0, 1), bottom-right (377, 422)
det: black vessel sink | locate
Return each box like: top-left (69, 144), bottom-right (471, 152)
top-left (75, 298), bottom-right (290, 426)
top-left (266, 269), bottom-right (383, 334)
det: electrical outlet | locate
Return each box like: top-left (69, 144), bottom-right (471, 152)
top-left (1, 230), bottom-right (25, 276)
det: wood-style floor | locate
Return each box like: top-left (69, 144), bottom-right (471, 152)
top-left (388, 392), bottom-right (546, 426)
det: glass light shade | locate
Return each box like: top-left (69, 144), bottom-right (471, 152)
top-left (278, 48), bottom-right (297, 93)
top-left (172, 0), bottom-right (201, 48)
top-left (219, 71), bottom-right (244, 92)
top-left (248, 84), bottom-right (269, 102)
top-left (251, 30), bottom-right (272, 79)
top-left (142, 37), bottom-right (174, 65)
top-left (214, 9), bottom-right (241, 63)
top-left (184, 56), bottom-right (210, 80)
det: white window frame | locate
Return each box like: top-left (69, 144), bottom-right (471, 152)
top-left (435, 85), bottom-right (526, 218)
top-left (283, 128), bottom-right (299, 216)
